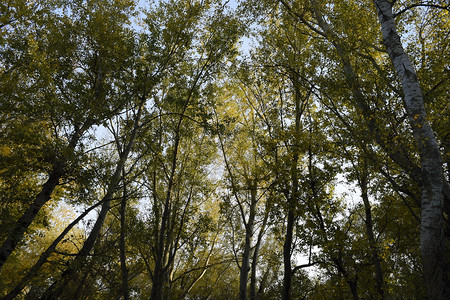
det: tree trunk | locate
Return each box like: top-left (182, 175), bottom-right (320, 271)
top-left (120, 168), bottom-right (130, 300)
top-left (333, 257), bottom-right (359, 300)
top-left (373, 1), bottom-right (449, 299)
top-left (41, 166), bottom-right (118, 299)
top-left (150, 73), bottom-right (201, 298)
top-left (0, 125), bottom-right (85, 272)
top-left (150, 121), bottom-right (182, 300)
top-left (359, 166), bottom-right (386, 299)
top-left (41, 103), bottom-right (144, 299)
top-left (239, 183), bottom-right (257, 300)
top-left (1, 200), bottom-right (103, 300)
top-left (0, 162), bottom-right (65, 272)
top-left (73, 259), bottom-right (94, 300)
top-left (179, 235), bottom-right (217, 299)
top-left (282, 210), bottom-right (294, 300)
top-left (250, 209), bottom-right (268, 300)
top-left (310, 149), bottom-right (359, 300)
top-left (282, 72), bottom-right (304, 300)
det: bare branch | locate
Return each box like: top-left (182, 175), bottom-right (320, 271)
top-left (394, 3), bottom-right (449, 18)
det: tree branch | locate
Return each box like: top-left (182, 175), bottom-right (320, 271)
top-left (394, 3), bottom-right (449, 18)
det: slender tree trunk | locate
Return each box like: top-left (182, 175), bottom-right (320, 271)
top-left (1, 200), bottom-right (103, 300)
top-left (333, 257), bottom-right (359, 300)
top-left (250, 209), bottom-right (268, 300)
top-left (239, 184), bottom-right (257, 300)
top-left (310, 149), bottom-right (359, 300)
top-left (73, 259), bottom-right (93, 300)
top-left (282, 210), bottom-right (294, 300)
top-left (150, 73), bottom-right (199, 299)
top-left (359, 167), bottom-right (386, 299)
top-left (150, 265), bottom-right (164, 300)
top-left (314, 202), bottom-right (360, 300)
top-left (373, 1), bottom-right (449, 299)
top-left (41, 168), bottom-right (117, 299)
top-left (120, 168), bottom-right (130, 300)
top-left (250, 256), bottom-right (258, 300)
top-left (41, 103), bottom-right (144, 299)
top-left (348, 281), bottom-right (359, 300)
top-left (256, 266), bottom-right (271, 299)
top-left (179, 235), bottom-right (217, 299)
top-left (0, 163), bottom-right (65, 272)
top-left (150, 123), bottom-right (182, 300)
top-left (282, 73), bottom-right (304, 300)
top-left (0, 126), bottom-right (85, 272)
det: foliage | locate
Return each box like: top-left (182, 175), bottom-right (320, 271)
top-left (0, 0), bottom-right (448, 299)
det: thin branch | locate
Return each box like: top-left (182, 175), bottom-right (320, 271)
top-left (292, 261), bottom-right (322, 274)
top-left (394, 3), bottom-right (449, 18)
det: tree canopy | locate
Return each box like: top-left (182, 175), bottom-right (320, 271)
top-left (0, 0), bottom-right (449, 299)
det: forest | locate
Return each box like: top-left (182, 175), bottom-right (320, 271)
top-left (0, 0), bottom-right (449, 299)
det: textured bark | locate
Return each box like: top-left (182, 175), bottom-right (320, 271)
top-left (305, 1), bottom-right (448, 295)
top-left (373, 1), bottom-right (449, 299)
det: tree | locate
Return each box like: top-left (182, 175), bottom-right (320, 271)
top-left (270, 0), bottom-right (448, 297)
top-left (0, 0), bottom-right (137, 272)
top-left (373, 1), bottom-right (449, 298)
top-left (1, 0), bottom-right (448, 298)
top-left (216, 91), bottom-right (273, 300)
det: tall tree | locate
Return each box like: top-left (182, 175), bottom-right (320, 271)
top-left (373, 1), bottom-right (449, 298)
top-left (0, 0), bottom-right (137, 271)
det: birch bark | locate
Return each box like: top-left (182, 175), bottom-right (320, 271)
top-left (373, 1), bottom-right (449, 298)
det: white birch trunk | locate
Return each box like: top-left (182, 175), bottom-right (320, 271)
top-left (373, 1), bottom-right (449, 298)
